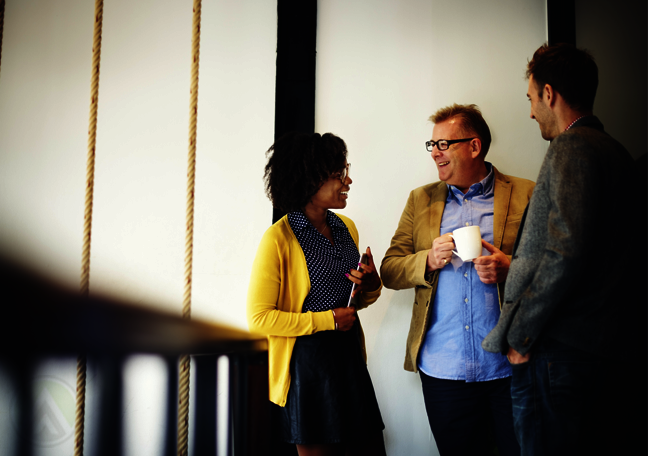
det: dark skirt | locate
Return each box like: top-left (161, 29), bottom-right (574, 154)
top-left (272, 324), bottom-right (385, 445)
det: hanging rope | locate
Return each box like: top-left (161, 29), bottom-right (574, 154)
top-left (75, 1), bottom-right (104, 455)
top-left (178, 1), bottom-right (202, 454)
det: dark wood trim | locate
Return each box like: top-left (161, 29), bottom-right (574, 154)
top-left (547, 0), bottom-right (576, 46)
top-left (273, 0), bottom-right (317, 224)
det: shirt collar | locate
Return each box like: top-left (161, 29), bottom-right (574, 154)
top-left (564, 115), bottom-right (588, 132)
top-left (288, 210), bottom-right (344, 234)
top-left (446, 162), bottom-right (495, 201)
top-left (327, 211), bottom-right (346, 229)
top-left (567, 115), bottom-right (602, 131)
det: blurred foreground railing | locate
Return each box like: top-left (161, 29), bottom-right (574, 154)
top-left (0, 258), bottom-right (268, 456)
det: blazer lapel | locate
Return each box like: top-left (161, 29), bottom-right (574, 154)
top-left (427, 183), bottom-right (448, 248)
top-left (511, 204), bottom-right (529, 255)
top-left (493, 168), bottom-right (511, 249)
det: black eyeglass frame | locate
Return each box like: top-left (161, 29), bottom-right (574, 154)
top-left (425, 137), bottom-right (476, 152)
top-left (331, 163), bottom-right (351, 183)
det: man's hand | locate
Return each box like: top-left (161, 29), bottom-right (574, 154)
top-left (507, 346), bottom-right (530, 364)
top-left (426, 233), bottom-right (455, 272)
top-left (473, 239), bottom-right (510, 284)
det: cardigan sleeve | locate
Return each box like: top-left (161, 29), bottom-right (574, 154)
top-left (246, 225), bottom-right (335, 337)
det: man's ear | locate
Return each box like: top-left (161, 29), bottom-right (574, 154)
top-left (470, 138), bottom-right (482, 159)
top-left (543, 83), bottom-right (556, 107)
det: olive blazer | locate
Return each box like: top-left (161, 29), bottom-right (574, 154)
top-left (380, 166), bottom-right (534, 372)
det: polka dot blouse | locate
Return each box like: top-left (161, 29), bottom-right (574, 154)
top-left (287, 211), bottom-right (360, 313)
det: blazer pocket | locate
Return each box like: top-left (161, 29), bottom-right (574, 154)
top-left (504, 218), bottom-right (521, 233)
top-left (506, 212), bottom-right (525, 224)
top-left (501, 217), bottom-right (523, 254)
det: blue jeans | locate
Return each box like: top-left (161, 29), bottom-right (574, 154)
top-left (510, 338), bottom-right (622, 456)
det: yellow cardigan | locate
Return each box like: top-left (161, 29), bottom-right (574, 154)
top-left (247, 213), bottom-right (382, 406)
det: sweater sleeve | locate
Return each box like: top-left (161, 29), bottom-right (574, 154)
top-left (246, 226), bottom-right (335, 337)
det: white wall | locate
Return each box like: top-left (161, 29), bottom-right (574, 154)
top-left (316, 1), bottom-right (546, 454)
top-left (0, 0), bottom-right (276, 323)
top-left (0, 0), bottom-right (548, 455)
top-left (0, 0), bottom-right (275, 455)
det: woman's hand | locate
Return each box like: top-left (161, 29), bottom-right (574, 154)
top-left (332, 306), bottom-right (357, 331)
top-left (347, 247), bottom-right (381, 297)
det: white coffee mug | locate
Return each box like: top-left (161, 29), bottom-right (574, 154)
top-left (450, 225), bottom-right (482, 262)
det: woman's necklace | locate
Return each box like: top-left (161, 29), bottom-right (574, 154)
top-left (316, 222), bottom-right (334, 246)
top-left (317, 224), bottom-right (329, 236)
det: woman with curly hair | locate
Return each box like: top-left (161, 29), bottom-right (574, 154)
top-left (247, 132), bottom-right (386, 456)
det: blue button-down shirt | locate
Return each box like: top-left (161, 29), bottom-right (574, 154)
top-left (418, 163), bottom-right (511, 382)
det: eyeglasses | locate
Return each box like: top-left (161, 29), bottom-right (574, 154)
top-left (332, 163), bottom-right (351, 183)
top-left (425, 138), bottom-right (476, 152)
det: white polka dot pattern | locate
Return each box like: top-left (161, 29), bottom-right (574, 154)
top-left (288, 211), bottom-right (360, 313)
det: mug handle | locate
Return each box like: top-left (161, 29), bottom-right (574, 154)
top-left (448, 233), bottom-right (459, 258)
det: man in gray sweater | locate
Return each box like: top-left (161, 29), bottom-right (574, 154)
top-left (482, 43), bottom-right (643, 455)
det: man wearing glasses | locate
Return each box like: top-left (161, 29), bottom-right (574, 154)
top-left (381, 104), bottom-right (534, 456)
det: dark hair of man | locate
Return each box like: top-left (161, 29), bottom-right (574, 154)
top-left (264, 132), bottom-right (348, 213)
top-left (526, 43), bottom-right (598, 112)
top-left (428, 103), bottom-right (492, 156)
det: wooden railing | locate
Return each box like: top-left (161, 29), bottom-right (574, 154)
top-left (0, 258), bottom-right (268, 456)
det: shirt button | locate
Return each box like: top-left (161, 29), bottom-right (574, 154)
top-left (464, 298), bottom-right (468, 303)
top-left (464, 273), bottom-right (468, 277)
top-left (465, 222), bottom-right (470, 226)
top-left (465, 325), bottom-right (469, 330)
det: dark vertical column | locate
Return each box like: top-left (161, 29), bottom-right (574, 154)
top-left (273, 0), bottom-right (318, 224)
top-left (193, 355), bottom-right (218, 455)
top-left (163, 356), bottom-right (179, 456)
top-left (229, 356), bottom-right (249, 456)
top-left (0, 0), bottom-right (5, 78)
top-left (95, 356), bottom-right (124, 456)
top-left (547, 0), bottom-right (576, 46)
top-left (7, 358), bottom-right (34, 456)
top-left (244, 352), bottom-right (271, 456)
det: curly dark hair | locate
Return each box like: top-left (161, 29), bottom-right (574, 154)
top-left (526, 43), bottom-right (598, 112)
top-left (264, 132), bottom-right (348, 212)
